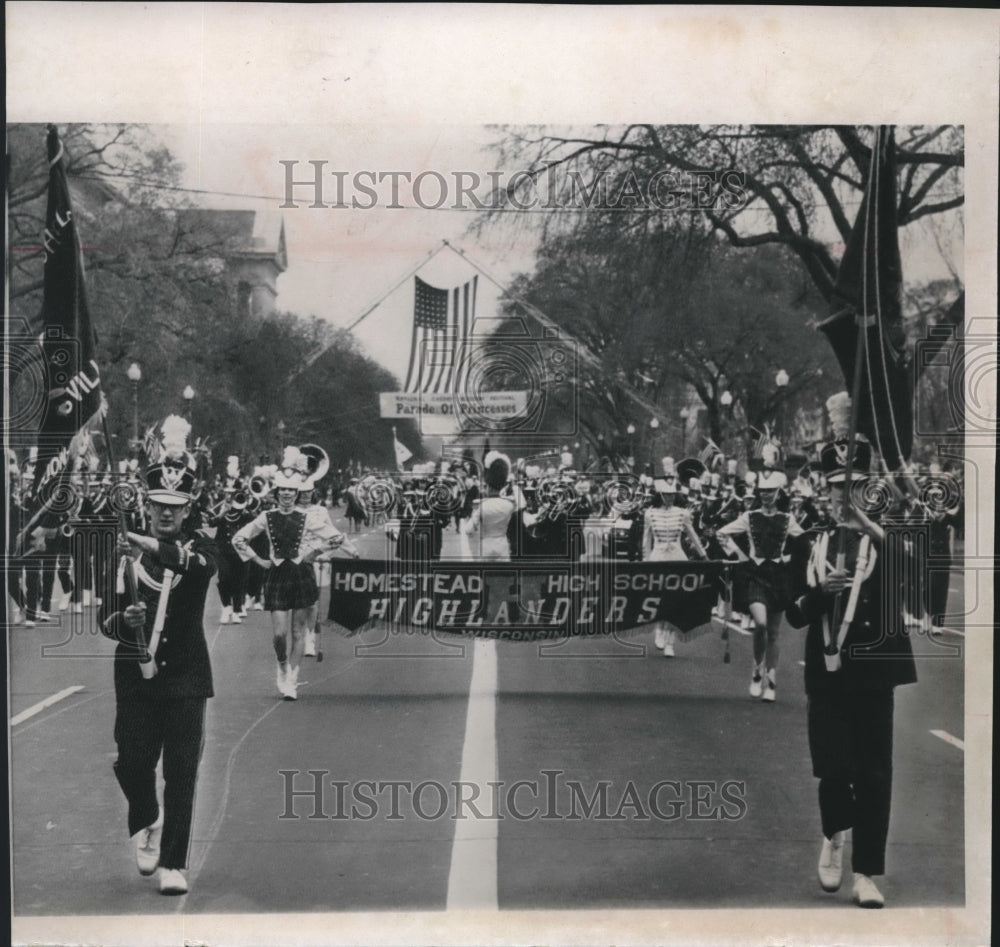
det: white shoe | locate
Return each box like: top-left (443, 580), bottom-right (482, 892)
top-left (818, 832), bottom-right (845, 891)
top-left (60, 592), bottom-right (72, 611)
top-left (237, 608), bottom-right (248, 618)
top-left (852, 872), bottom-right (884, 908)
top-left (663, 643), bottom-right (675, 657)
top-left (158, 867), bottom-right (188, 895)
top-left (134, 811), bottom-right (163, 876)
top-left (231, 613), bottom-right (242, 624)
top-left (37, 610), bottom-right (54, 623)
top-left (276, 661), bottom-right (288, 696)
top-left (93, 597), bottom-right (102, 606)
top-left (653, 628), bottom-right (665, 650)
top-left (749, 665), bottom-right (764, 698)
top-left (73, 603), bottom-right (83, 615)
top-left (662, 631), bottom-right (676, 658)
top-left (24, 619), bottom-right (37, 628)
top-left (283, 666), bottom-right (299, 701)
top-left (762, 671), bottom-right (776, 702)
top-left (304, 630), bottom-right (317, 657)
top-left (219, 606), bottom-right (232, 624)
top-left (253, 600), bottom-right (264, 611)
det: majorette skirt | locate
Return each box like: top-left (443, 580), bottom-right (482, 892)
top-left (264, 560), bottom-right (318, 611)
top-left (733, 559), bottom-right (794, 613)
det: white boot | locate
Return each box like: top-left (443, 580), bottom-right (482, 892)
top-left (653, 627), bottom-right (665, 650)
top-left (662, 630), bottom-right (676, 658)
top-left (276, 661), bottom-right (288, 696)
top-left (304, 630), bottom-right (317, 657)
top-left (762, 668), bottom-right (777, 702)
top-left (283, 665), bottom-right (299, 701)
top-left (219, 605), bottom-right (232, 624)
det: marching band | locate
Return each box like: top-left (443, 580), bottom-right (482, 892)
top-left (6, 404), bottom-right (964, 905)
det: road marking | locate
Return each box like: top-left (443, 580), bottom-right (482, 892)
top-left (10, 686), bottom-right (85, 726)
top-left (446, 639), bottom-right (498, 910)
top-left (930, 730), bottom-right (964, 751)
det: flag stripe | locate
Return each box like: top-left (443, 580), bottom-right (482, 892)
top-left (404, 275), bottom-right (476, 395)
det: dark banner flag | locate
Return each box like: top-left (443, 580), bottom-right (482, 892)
top-left (30, 125), bottom-right (105, 514)
top-left (819, 125), bottom-right (913, 470)
top-left (325, 559), bottom-right (725, 641)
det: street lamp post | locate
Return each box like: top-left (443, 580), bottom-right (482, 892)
top-left (127, 362), bottom-right (141, 453)
top-left (775, 370), bottom-right (789, 447)
top-left (183, 385), bottom-right (195, 421)
top-left (277, 419), bottom-right (286, 452)
top-left (679, 407), bottom-right (690, 455)
top-left (719, 390), bottom-right (733, 455)
top-left (626, 423), bottom-right (636, 469)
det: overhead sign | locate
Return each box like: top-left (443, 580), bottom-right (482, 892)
top-left (380, 391), bottom-right (529, 419)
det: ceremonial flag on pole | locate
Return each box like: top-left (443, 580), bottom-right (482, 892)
top-left (393, 426), bottom-right (413, 471)
top-left (818, 126), bottom-right (912, 470)
top-left (749, 425), bottom-right (770, 460)
top-left (30, 125), bottom-right (105, 514)
top-left (403, 275), bottom-right (477, 394)
top-left (698, 437), bottom-right (723, 470)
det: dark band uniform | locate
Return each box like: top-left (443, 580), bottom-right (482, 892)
top-left (211, 505), bottom-right (253, 612)
top-left (785, 440), bottom-right (917, 880)
top-left (100, 519), bottom-right (217, 872)
top-left (718, 504), bottom-right (805, 612)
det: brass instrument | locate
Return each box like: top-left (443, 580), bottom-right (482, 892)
top-left (249, 473), bottom-right (272, 499)
top-left (299, 444), bottom-right (330, 486)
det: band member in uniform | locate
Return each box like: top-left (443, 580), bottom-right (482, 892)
top-left (233, 446), bottom-right (355, 700)
top-left (344, 477), bottom-right (368, 533)
top-left (99, 417), bottom-right (217, 896)
top-left (718, 467), bottom-right (805, 701)
top-left (209, 486), bottom-right (253, 624)
top-left (786, 437), bottom-right (916, 908)
top-left (461, 451), bottom-right (516, 560)
top-left (293, 447), bottom-right (359, 659)
top-left (643, 475), bottom-right (709, 657)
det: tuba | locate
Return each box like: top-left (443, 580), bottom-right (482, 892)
top-left (299, 444), bottom-right (330, 487)
top-left (249, 471), bottom-right (272, 499)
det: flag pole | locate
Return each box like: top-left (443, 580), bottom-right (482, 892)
top-left (834, 125), bottom-right (885, 587)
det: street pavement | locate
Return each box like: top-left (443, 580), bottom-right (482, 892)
top-left (8, 508), bottom-right (966, 920)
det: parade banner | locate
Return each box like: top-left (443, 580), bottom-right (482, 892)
top-left (325, 559), bottom-right (726, 641)
top-left (380, 391), bottom-right (529, 420)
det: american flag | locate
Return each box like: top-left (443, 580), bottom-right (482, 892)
top-left (403, 275), bottom-right (477, 393)
top-left (698, 438), bottom-right (723, 470)
top-left (750, 425), bottom-right (772, 459)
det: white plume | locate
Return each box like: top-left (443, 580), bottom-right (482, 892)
top-left (281, 445), bottom-right (308, 473)
top-left (761, 441), bottom-right (780, 469)
top-left (226, 455), bottom-right (240, 479)
top-left (826, 392), bottom-right (852, 439)
top-left (160, 415), bottom-right (191, 461)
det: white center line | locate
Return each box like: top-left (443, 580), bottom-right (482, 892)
top-left (930, 729), bottom-right (964, 751)
top-left (10, 686), bottom-right (86, 726)
top-left (446, 639), bottom-right (498, 910)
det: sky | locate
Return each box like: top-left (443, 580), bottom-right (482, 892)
top-left (158, 120), bottom-right (965, 393)
top-left (160, 123), bottom-right (541, 385)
